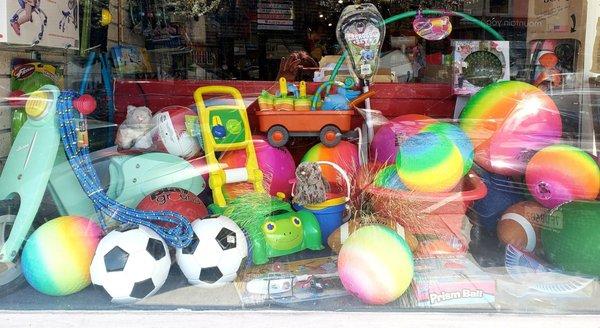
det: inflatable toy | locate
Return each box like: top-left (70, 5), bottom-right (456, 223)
top-left (176, 216), bottom-right (248, 287)
top-left (153, 105), bottom-right (201, 159)
top-left (525, 144), bottom-right (599, 208)
top-left (467, 166), bottom-right (525, 232)
top-left (302, 140), bottom-right (359, 185)
top-left (21, 216), bottom-right (101, 296)
top-left (90, 225), bottom-right (171, 303)
top-left (220, 136), bottom-right (296, 197)
top-left (497, 201), bottom-right (548, 252)
top-left (338, 225), bottom-right (414, 305)
top-left (370, 114), bottom-right (435, 164)
top-left (459, 81), bottom-right (562, 176)
top-left (396, 132), bottom-right (463, 193)
top-left (373, 165), bottom-right (406, 190)
top-left (421, 122), bottom-right (474, 175)
top-left (542, 201), bottom-right (600, 276)
top-left (137, 188), bottom-right (208, 226)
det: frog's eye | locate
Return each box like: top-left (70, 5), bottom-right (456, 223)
top-left (292, 217), bottom-right (302, 227)
top-left (263, 221), bottom-right (276, 233)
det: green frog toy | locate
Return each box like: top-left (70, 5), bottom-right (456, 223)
top-left (224, 193), bottom-right (323, 265)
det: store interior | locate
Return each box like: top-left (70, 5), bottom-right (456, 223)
top-left (0, 0), bottom-right (600, 314)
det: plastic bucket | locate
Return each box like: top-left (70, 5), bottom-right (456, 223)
top-left (294, 202), bottom-right (346, 242)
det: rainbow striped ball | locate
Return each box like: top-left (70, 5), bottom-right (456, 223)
top-left (302, 140), bottom-right (359, 184)
top-left (396, 132), bottom-right (464, 193)
top-left (338, 225), bottom-right (414, 305)
top-left (526, 144), bottom-right (600, 208)
top-left (21, 216), bottom-right (102, 296)
top-left (374, 165), bottom-right (406, 190)
top-left (459, 81), bottom-right (562, 176)
top-left (422, 122), bottom-right (474, 175)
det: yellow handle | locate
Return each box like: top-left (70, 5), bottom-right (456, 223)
top-left (212, 116), bottom-right (222, 126)
top-left (299, 81), bottom-right (306, 97)
top-left (279, 77), bottom-right (288, 97)
top-left (194, 86), bottom-right (245, 112)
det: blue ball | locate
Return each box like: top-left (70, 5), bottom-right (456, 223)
top-left (468, 166), bottom-right (525, 232)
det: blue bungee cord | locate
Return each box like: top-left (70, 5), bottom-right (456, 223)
top-left (56, 90), bottom-right (193, 248)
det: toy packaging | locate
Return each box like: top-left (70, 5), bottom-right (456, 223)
top-left (412, 256), bottom-right (496, 308)
top-left (112, 46), bottom-right (153, 75)
top-left (0, 0), bottom-right (78, 48)
top-left (234, 256), bottom-right (347, 305)
top-left (452, 40), bottom-right (510, 95)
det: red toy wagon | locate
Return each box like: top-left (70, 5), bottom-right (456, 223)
top-left (256, 91), bottom-right (373, 148)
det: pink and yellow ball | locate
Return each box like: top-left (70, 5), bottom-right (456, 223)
top-left (338, 225), bottom-right (414, 305)
top-left (302, 140), bottom-right (359, 185)
top-left (525, 144), bottom-right (600, 208)
top-left (396, 132), bottom-right (464, 193)
top-left (460, 81), bottom-right (562, 176)
top-left (371, 114), bottom-right (437, 164)
top-left (21, 216), bottom-right (102, 296)
top-left (220, 136), bottom-right (296, 196)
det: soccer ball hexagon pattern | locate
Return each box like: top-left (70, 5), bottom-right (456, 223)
top-left (90, 225), bottom-right (171, 304)
top-left (176, 215), bottom-right (248, 288)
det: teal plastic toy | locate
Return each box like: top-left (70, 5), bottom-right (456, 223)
top-left (0, 85), bottom-right (203, 295)
top-left (224, 193), bottom-right (323, 265)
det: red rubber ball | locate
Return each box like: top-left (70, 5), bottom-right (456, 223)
top-left (137, 188), bottom-right (208, 227)
top-left (73, 94), bottom-right (97, 115)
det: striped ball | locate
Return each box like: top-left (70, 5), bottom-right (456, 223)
top-left (374, 165), bottom-right (406, 190)
top-left (459, 81), bottom-right (562, 176)
top-left (338, 225), bottom-right (414, 305)
top-left (526, 144), bottom-right (600, 208)
top-left (421, 122), bottom-right (474, 175)
top-left (396, 132), bottom-right (464, 193)
top-left (21, 216), bottom-right (102, 296)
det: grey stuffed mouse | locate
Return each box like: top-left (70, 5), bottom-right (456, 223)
top-left (293, 162), bottom-right (330, 206)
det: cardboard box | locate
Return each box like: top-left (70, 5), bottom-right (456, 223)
top-left (316, 55), bottom-right (393, 83)
top-left (412, 256), bottom-right (496, 307)
top-left (452, 40), bottom-right (510, 95)
top-left (0, 0), bottom-right (79, 49)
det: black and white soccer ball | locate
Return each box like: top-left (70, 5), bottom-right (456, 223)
top-left (176, 215), bottom-right (248, 288)
top-left (90, 225), bottom-right (171, 304)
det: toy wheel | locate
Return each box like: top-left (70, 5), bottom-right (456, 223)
top-left (0, 214), bottom-right (26, 298)
top-left (267, 125), bottom-right (289, 148)
top-left (320, 125), bottom-right (342, 147)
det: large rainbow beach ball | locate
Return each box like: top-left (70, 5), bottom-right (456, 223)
top-left (220, 136), bottom-right (296, 196)
top-left (371, 114), bottom-right (437, 164)
top-left (21, 216), bottom-right (102, 296)
top-left (396, 132), bottom-right (464, 193)
top-left (338, 225), bottom-right (414, 305)
top-left (422, 122), bottom-right (474, 175)
top-left (525, 144), bottom-right (599, 208)
top-left (302, 140), bottom-right (359, 185)
top-left (459, 81), bottom-right (562, 176)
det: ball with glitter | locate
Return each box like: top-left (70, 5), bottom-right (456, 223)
top-left (525, 144), bottom-right (599, 208)
top-left (396, 132), bottom-right (464, 193)
top-left (338, 225), bottom-right (414, 305)
top-left (459, 81), bottom-right (562, 176)
top-left (220, 136), bottom-right (296, 197)
top-left (421, 122), bottom-right (474, 175)
top-left (21, 216), bottom-right (102, 296)
top-left (371, 114), bottom-right (436, 164)
top-left (302, 140), bottom-right (359, 185)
